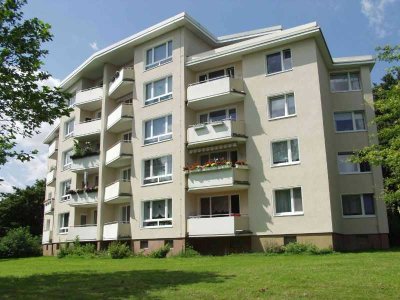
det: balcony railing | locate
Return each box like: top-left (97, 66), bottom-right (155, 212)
top-left (69, 191), bottom-right (98, 207)
top-left (48, 140), bottom-right (58, 158)
top-left (46, 169), bottom-right (56, 186)
top-left (67, 225), bottom-right (97, 241)
top-left (71, 154), bottom-right (100, 173)
top-left (187, 120), bottom-right (246, 148)
top-left (187, 214), bottom-right (249, 237)
top-left (44, 198), bottom-right (54, 214)
top-left (105, 141), bottom-right (133, 168)
top-left (75, 86), bottom-right (103, 111)
top-left (187, 76), bottom-right (245, 110)
top-left (187, 165), bottom-right (249, 193)
top-left (103, 222), bottom-right (131, 240)
top-left (107, 104), bottom-right (133, 133)
top-left (109, 67), bottom-right (135, 98)
top-left (42, 230), bottom-right (52, 244)
top-left (104, 180), bottom-right (132, 204)
top-left (75, 118), bottom-right (101, 139)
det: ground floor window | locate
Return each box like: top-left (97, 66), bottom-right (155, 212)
top-left (200, 194), bottom-right (240, 217)
top-left (342, 194), bottom-right (375, 217)
top-left (59, 213), bottom-right (69, 233)
top-left (142, 199), bottom-right (172, 227)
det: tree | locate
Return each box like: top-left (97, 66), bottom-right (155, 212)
top-left (0, 0), bottom-right (70, 166)
top-left (0, 179), bottom-right (45, 237)
top-left (353, 45), bottom-right (400, 207)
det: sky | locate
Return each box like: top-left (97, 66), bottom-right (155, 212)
top-left (0, 0), bottom-right (399, 193)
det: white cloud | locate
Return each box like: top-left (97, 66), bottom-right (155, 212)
top-left (89, 41), bottom-right (99, 51)
top-left (37, 76), bottom-right (61, 89)
top-left (361, 0), bottom-right (396, 38)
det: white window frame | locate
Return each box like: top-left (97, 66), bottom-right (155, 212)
top-left (341, 194), bottom-right (376, 218)
top-left (60, 179), bottom-right (71, 202)
top-left (142, 155), bottom-right (173, 186)
top-left (64, 118), bottom-right (75, 139)
top-left (330, 72), bottom-right (362, 93)
top-left (271, 138), bottom-right (300, 167)
top-left (198, 66), bottom-right (235, 82)
top-left (144, 76), bottom-right (172, 106)
top-left (142, 198), bottom-right (172, 228)
top-left (143, 114), bottom-right (172, 145)
top-left (122, 131), bottom-right (132, 142)
top-left (334, 111), bottom-right (366, 133)
top-left (198, 194), bottom-right (241, 217)
top-left (268, 92), bottom-right (296, 120)
top-left (145, 40), bottom-right (173, 70)
top-left (121, 168), bottom-right (131, 182)
top-left (58, 212), bottom-right (69, 234)
top-left (63, 149), bottom-right (73, 170)
top-left (337, 152), bottom-right (371, 174)
top-left (67, 95), bottom-right (76, 108)
top-left (121, 205), bottom-right (130, 223)
top-left (266, 49), bottom-right (292, 75)
top-left (273, 187), bottom-right (304, 216)
top-left (197, 106), bottom-right (237, 124)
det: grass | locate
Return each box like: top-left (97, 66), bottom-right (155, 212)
top-left (0, 251), bottom-right (400, 299)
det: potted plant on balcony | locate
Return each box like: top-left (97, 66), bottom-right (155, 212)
top-left (235, 160), bottom-right (248, 169)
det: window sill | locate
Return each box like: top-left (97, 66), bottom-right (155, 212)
top-left (141, 225), bottom-right (173, 229)
top-left (335, 130), bottom-right (367, 134)
top-left (265, 68), bottom-right (293, 77)
top-left (142, 138), bottom-right (173, 147)
top-left (269, 114), bottom-right (297, 121)
top-left (339, 172), bottom-right (372, 175)
top-left (143, 97), bottom-right (173, 108)
top-left (271, 161), bottom-right (301, 168)
top-left (330, 89), bottom-right (362, 94)
top-left (144, 59), bottom-right (172, 72)
top-left (141, 180), bottom-right (173, 187)
top-left (274, 212), bottom-right (304, 217)
top-left (58, 232), bottom-right (68, 235)
top-left (342, 215), bottom-right (376, 219)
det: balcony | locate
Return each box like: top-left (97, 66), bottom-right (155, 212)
top-left (104, 181), bottom-right (132, 204)
top-left (42, 230), bottom-right (52, 244)
top-left (48, 140), bottom-right (58, 159)
top-left (187, 120), bottom-right (246, 149)
top-left (105, 141), bottom-right (133, 168)
top-left (187, 215), bottom-right (249, 237)
top-left (67, 225), bottom-right (97, 241)
top-left (187, 76), bottom-right (245, 110)
top-left (75, 87), bottom-right (103, 111)
top-left (46, 169), bottom-right (56, 186)
top-left (69, 191), bottom-right (98, 207)
top-left (109, 67), bottom-right (135, 99)
top-left (107, 104), bottom-right (133, 133)
top-left (44, 199), bottom-right (54, 214)
top-left (103, 222), bottom-right (131, 240)
top-left (75, 119), bottom-right (101, 140)
top-left (71, 154), bottom-right (100, 174)
top-left (187, 165), bottom-right (249, 193)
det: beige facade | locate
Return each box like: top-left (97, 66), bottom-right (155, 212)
top-left (42, 13), bottom-right (389, 255)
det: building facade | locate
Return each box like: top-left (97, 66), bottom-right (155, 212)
top-left (42, 13), bottom-right (389, 256)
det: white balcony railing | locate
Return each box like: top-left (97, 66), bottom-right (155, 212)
top-left (44, 199), bottom-right (54, 214)
top-left (76, 86), bottom-right (103, 111)
top-left (48, 140), bottom-right (58, 158)
top-left (103, 222), bottom-right (131, 240)
top-left (69, 191), bottom-right (98, 207)
top-left (75, 119), bottom-right (101, 139)
top-left (104, 181), bottom-right (132, 204)
top-left (71, 154), bottom-right (100, 173)
top-left (187, 76), bottom-right (245, 110)
top-left (109, 67), bottom-right (135, 98)
top-left (105, 141), bottom-right (133, 168)
top-left (46, 169), bottom-right (56, 186)
top-left (187, 120), bottom-right (246, 148)
top-left (187, 215), bottom-right (249, 237)
top-left (42, 230), bottom-right (52, 244)
top-left (67, 225), bottom-right (98, 241)
top-left (107, 104), bottom-right (133, 133)
top-left (187, 165), bottom-right (249, 193)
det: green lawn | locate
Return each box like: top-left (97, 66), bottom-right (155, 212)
top-left (1, 251), bottom-right (400, 299)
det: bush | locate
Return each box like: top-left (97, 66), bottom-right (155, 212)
top-left (57, 237), bottom-right (96, 258)
top-left (284, 242), bottom-right (317, 254)
top-left (175, 244), bottom-right (200, 257)
top-left (108, 242), bottom-right (131, 259)
top-left (0, 227), bottom-right (41, 258)
top-left (149, 244), bottom-right (170, 258)
top-left (264, 242), bottom-right (285, 254)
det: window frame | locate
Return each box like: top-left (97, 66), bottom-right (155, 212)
top-left (341, 194), bottom-right (376, 218)
top-left (145, 40), bottom-right (173, 70)
top-left (334, 111), bottom-right (366, 133)
top-left (197, 106), bottom-right (237, 124)
top-left (64, 118), bottom-right (75, 139)
top-left (58, 212), bottom-right (70, 234)
top-left (144, 75), bottom-right (173, 106)
top-left (268, 92), bottom-right (296, 120)
top-left (143, 114), bottom-right (172, 145)
top-left (337, 152), bottom-right (371, 174)
top-left (60, 179), bottom-right (71, 202)
top-left (330, 71), bottom-right (362, 93)
top-left (142, 155), bottom-right (173, 186)
top-left (266, 49), bottom-right (293, 75)
top-left (63, 149), bottom-right (73, 170)
top-left (270, 138), bottom-right (300, 167)
top-left (273, 186), bottom-right (304, 216)
top-left (121, 205), bottom-right (131, 223)
top-left (198, 66), bottom-right (235, 82)
top-left (142, 198), bottom-right (172, 228)
top-left (198, 194), bottom-right (241, 217)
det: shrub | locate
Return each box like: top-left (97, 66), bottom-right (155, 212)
top-left (0, 227), bottom-right (41, 258)
top-left (176, 244), bottom-right (200, 257)
top-left (264, 242), bottom-right (285, 254)
top-left (149, 244), bottom-right (170, 258)
top-left (284, 242), bottom-right (317, 254)
top-left (108, 242), bottom-right (131, 259)
top-left (57, 237), bottom-right (96, 258)
top-left (310, 247), bottom-right (334, 255)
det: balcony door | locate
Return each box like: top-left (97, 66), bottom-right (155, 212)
top-left (200, 195), bottom-right (240, 217)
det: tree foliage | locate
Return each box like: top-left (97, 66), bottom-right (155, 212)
top-left (0, 179), bottom-right (45, 237)
top-left (0, 226), bottom-right (41, 258)
top-left (353, 45), bottom-right (400, 207)
top-left (0, 0), bottom-right (70, 166)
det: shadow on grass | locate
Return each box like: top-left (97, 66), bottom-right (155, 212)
top-left (0, 269), bottom-right (231, 299)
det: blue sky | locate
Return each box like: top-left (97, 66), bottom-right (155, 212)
top-left (0, 0), bottom-right (399, 193)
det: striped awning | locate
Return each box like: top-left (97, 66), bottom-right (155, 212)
top-left (188, 142), bottom-right (238, 154)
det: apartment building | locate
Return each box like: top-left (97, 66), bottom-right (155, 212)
top-left (42, 13), bottom-right (389, 255)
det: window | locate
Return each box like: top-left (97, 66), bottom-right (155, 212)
top-left (63, 149), bottom-right (73, 170)
top-left (64, 119), bottom-right (74, 138)
top-left (143, 155), bottom-right (172, 185)
top-left (338, 152), bottom-right (371, 174)
top-left (330, 72), bottom-right (361, 92)
top-left (140, 240), bottom-right (149, 249)
top-left (268, 93), bottom-right (295, 119)
top-left (122, 131), bottom-right (132, 142)
top-left (59, 213), bottom-right (69, 233)
top-left (67, 95), bottom-right (76, 108)
top-left (45, 219), bottom-right (51, 231)
top-left (200, 195), bottom-right (240, 216)
top-left (145, 76), bottom-right (172, 105)
top-left (60, 180), bottom-right (71, 202)
top-left (198, 108), bottom-right (236, 123)
top-left (122, 168), bottom-right (131, 181)
top-left (274, 187), bottom-right (303, 216)
top-left (198, 67), bottom-right (235, 82)
top-left (164, 240), bottom-right (174, 248)
top-left (94, 210), bottom-right (97, 225)
top-left (342, 194), bottom-right (375, 216)
top-left (142, 198), bottom-right (172, 227)
top-left (271, 139), bottom-right (299, 166)
top-left (144, 115), bottom-right (172, 145)
top-left (121, 205), bottom-right (130, 223)
top-left (266, 49), bottom-right (292, 74)
top-left (334, 111), bottom-right (366, 132)
top-left (145, 40), bottom-right (172, 70)
top-left (80, 214), bottom-right (87, 226)
top-left (199, 150), bottom-right (237, 165)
